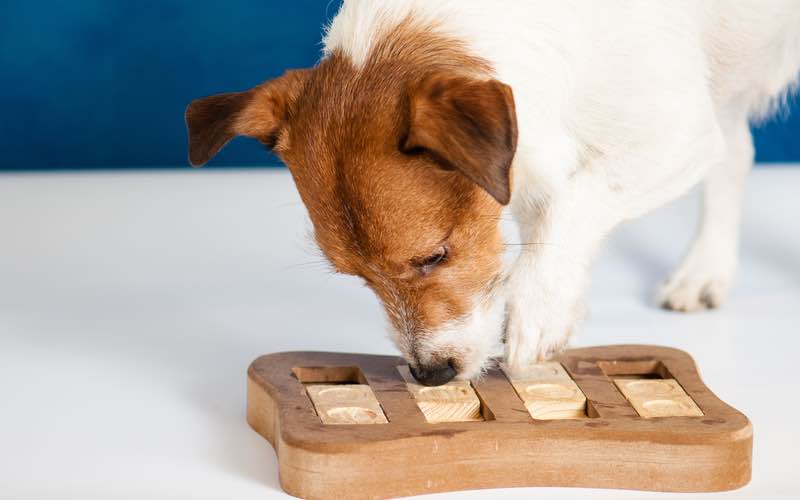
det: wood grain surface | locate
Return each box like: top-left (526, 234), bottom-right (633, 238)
top-left (614, 378), bottom-right (704, 418)
top-left (397, 365), bottom-right (482, 423)
top-left (305, 384), bottom-right (388, 424)
top-left (503, 361), bottom-right (587, 419)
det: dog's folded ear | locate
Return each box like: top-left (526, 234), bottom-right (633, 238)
top-left (402, 74), bottom-right (518, 205)
top-left (185, 69), bottom-right (308, 167)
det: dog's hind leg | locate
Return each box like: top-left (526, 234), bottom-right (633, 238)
top-left (658, 109), bottom-right (754, 312)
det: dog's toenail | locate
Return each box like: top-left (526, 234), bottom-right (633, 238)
top-left (699, 292), bottom-right (718, 309)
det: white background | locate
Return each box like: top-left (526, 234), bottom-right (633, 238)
top-left (1, 168), bottom-right (798, 499)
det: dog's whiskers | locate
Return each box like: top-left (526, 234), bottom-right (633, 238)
top-left (284, 259), bottom-right (333, 272)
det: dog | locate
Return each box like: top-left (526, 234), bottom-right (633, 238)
top-left (186, 0), bottom-right (800, 386)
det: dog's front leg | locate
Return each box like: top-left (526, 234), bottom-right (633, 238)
top-left (504, 174), bottom-right (616, 373)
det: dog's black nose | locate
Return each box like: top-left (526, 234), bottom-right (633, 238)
top-left (409, 360), bottom-right (457, 386)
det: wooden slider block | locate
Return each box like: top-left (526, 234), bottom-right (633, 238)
top-left (503, 361), bottom-right (586, 419)
top-left (397, 366), bottom-right (482, 423)
top-left (614, 378), bottom-right (703, 418)
top-left (305, 384), bottom-right (388, 424)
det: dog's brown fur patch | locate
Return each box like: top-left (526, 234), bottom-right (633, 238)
top-left (186, 22), bottom-right (518, 368)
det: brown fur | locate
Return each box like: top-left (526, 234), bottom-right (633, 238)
top-left (185, 25), bottom-right (518, 371)
top-left (403, 73), bottom-right (517, 204)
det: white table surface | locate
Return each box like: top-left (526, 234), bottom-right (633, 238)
top-left (1, 167), bottom-right (798, 500)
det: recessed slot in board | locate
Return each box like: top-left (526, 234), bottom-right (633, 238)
top-left (292, 365), bottom-right (367, 384)
top-left (294, 366), bottom-right (388, 424)
top-left (596, 359), bottom-right (670, 379)
top-left (502, 362), bottom-right (588, 420)
top-left (397, 366), bottom-right (486, 423)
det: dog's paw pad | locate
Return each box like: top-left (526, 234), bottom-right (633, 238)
top-left (658, 277), bottom-right (728, 313)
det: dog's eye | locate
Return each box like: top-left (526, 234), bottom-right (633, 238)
top-left (414, 246), bottom-right (448, 274)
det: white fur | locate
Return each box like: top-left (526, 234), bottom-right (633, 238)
top-left (413, 288), bottom-right (506, 380)
top-left (325, 0), bottom-right (800, 374)
top-left (381, 272), bottom-right (506, 380)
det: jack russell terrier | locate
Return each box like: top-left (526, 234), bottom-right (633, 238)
top-left (186, 0), bottom-right (800, 385)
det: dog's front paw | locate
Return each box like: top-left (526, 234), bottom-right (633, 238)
top-left (503, 293), bottom-right (581, 376)
top-left (658, 248), bottom-right (735, 312)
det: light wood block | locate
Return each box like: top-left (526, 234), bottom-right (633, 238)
top-left (614, 378), bottom-right (703, 418)
top-left (503, 361), bottom-right (587, 419)
top-left (397, 365), bottom-right (482, 423)
top-left (305, 384), bottom-right (388, 424)
top-left (247, 346), bottom-right (752, 498)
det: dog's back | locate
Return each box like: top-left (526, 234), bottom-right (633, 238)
top-left (326, 1), bottom-right (800, 117)
top-left (699, 0), bottom-right (800, 119)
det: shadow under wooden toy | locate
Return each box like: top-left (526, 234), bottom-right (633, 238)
top-left (246, 345), bottom-right (752, 498)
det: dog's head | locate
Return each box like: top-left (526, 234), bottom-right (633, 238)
top-left (186, 54), bottom-right (517, 385)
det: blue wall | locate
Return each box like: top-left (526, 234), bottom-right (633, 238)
top-left (0, 1), bottom-right (797, 170)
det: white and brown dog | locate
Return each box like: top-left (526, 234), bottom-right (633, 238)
top-left (186, 1), bottom-right (800, 385)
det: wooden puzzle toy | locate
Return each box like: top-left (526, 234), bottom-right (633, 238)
top-left (247, 345), bottom-right (752, 498)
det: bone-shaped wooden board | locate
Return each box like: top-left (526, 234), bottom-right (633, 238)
top-left (246, 345), bottom-right (752, 499)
